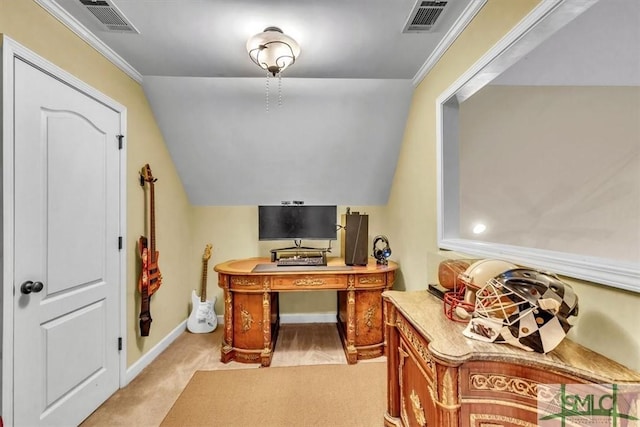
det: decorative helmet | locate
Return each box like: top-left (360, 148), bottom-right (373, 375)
top-left (459, 259), bottom-right (518, 292)
top-left (443, 284), bottom-right (473, 322)
top-left (438, 259), bottom-right (472, 290)
top-left (463, 268), bottom-right (579, 353)
top-left (443, 259), bottom-right (516, 322)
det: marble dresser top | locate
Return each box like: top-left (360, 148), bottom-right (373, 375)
top-left (383, 290), bottom-right (640, 383)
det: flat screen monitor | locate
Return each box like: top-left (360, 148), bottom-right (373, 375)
top-left (258, 205), bottom-right (337, 241)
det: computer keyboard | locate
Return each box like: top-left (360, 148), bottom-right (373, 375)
top-left (276, 256), bottom-right (326, 267)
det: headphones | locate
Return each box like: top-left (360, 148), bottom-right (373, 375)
top-left (372, 235), bottom-right (391, 265)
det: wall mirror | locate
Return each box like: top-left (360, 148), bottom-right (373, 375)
top-left (436, 0), bottom-right (639, 292)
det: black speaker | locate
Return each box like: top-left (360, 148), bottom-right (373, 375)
top-left (341, 212), bottom-right (369, 266)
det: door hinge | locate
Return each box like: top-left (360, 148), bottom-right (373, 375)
top-left (117, 134), bottom-right (124, 150)
top-left (118, 236), bottom-right (123, 250)
top-left (118, 337), bottom-right (123, 351)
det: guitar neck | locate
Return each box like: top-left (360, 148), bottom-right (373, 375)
top-left (149, 182), bottom-right (156, 261)
top-left (141, 284), bottom-right (151, 311)
top-left (200, 260), bottom-right (208, 302)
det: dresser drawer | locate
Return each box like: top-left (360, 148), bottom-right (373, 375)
top-left (460, 361), bottom-right (585, 408)
top-left (461, 402), bottom-right (540, 427)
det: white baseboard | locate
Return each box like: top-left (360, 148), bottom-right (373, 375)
top-left (124, 319), bottom-right (187, 385)
top-left (280, 312), bottom-right (337, 324)
top-left (215, 313), bottom-right (337, 325)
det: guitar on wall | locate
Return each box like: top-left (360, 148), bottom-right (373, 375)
top-left (138, 240), bottom-right (152, 336)
top-left (139, 163), bottom-right (162, 336)
top-left (187, 244), bottom-right (218, 333)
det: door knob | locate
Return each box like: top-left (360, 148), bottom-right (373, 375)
top-left (20, 280), bottom-right (44, 295)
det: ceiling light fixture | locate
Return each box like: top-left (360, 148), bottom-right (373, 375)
top-left (247, 26), bottom-right (300, 76)
top-left (246, 26), bottom-right (300, 111)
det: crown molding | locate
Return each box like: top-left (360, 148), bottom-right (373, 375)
top-left (412, 0), bottom-right (487, 86)
top-left (33, 0), bottom-right (143, 84)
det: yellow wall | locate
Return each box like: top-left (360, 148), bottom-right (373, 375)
top-left (1, 0), bottom-right (194, 367)
top-left (388, 0), bottom-right (640, 371)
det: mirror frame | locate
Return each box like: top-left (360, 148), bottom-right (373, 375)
top-left (435, 0), bottom-right (639, 293)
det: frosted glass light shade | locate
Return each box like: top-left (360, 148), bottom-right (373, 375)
top-left (246, 27), bottom-right (300, 76)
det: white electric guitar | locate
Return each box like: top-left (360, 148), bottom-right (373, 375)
top-left (187, 244), bottom-right (217, 333)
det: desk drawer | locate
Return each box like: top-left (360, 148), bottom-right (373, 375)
top-left (355, 273), bottom-right (387, 288)
top-left (271, 274), bottom-right (347, 290)
top-left (229, 275), bottom-right (263, 291)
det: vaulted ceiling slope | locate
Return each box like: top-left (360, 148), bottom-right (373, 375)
top-left (493, 0), bottom-right (640, 87)
top-left (48, 0), bottom-right (477, 205)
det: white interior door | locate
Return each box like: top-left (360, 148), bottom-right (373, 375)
top-left (12, 56), bottom-right (121, 426)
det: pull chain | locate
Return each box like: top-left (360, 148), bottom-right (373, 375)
top-left (264, 71), bottom-right (284, 112)
top-left (265, 72), bottom-right (270, 113)
top-left (278, 73), bottom-right (283, 107)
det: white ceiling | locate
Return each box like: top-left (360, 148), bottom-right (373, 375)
top-left (143, 77), bottom-right (414, 205)
top-left (54, 0), bottom-right (473, 79)
top-left (45, 0), bottom-right (477, 205)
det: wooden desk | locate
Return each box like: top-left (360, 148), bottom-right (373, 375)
top-left (214, 257), bottom-right (398, 367)
top-left (383, 290), bottom-right (640, 427)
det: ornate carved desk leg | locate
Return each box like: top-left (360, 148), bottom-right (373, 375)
top-left (220, 273), bottom-right (234, 363)
top-left (260, 283), bottom-right (273, 367)
top-left (384, 300), bottom-right (401, 425)
top-left (345, 274), bottom-right (358, 364)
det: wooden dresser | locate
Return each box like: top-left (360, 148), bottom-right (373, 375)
top-left (383, 290), bottom-right (640, 427)
top-left (215, 257), bottom-right (397, 366)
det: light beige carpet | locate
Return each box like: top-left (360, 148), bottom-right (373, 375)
top-left (160, 362), bottom-right (387, 427)
top-left (81, 325), bottom-right (381, 426)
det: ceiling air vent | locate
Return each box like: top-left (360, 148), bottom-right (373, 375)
top-left (403, 1), bottom-right (448, 33)
top-left (78, 0), bottom-right (139, 33)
